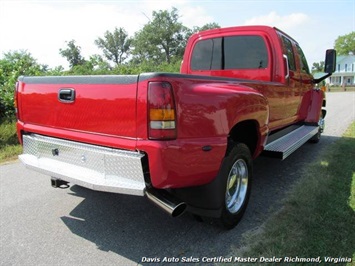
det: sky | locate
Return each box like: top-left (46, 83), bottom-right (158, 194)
top-left (0, 0), bottom-right (354, 69)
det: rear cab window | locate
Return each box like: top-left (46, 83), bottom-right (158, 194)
top-left (190, 34), bottom-right (271, 81)
top-left (191, 38), bottom-right (222, 70)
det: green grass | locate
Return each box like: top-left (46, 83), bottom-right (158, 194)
top-left (0, 120), bottom-right (22, 163)
top-left (235, 122), bottom-right (355, 265)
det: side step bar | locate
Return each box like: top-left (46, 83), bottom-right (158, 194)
top-left (263, 125), bottom-right (318, 160)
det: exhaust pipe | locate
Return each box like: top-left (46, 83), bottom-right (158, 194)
top-left (145, 188), bottom-right (187, 218)
top-left (51, 177), bottom-right (70, 189)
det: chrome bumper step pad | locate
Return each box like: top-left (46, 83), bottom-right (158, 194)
top-left (19, 134), bottom-right (146, 195)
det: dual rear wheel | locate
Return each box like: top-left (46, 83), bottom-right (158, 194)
top-left (219, 142), bottom-right (252, 229)
top-left (218, 111), bottom-right (324, 229)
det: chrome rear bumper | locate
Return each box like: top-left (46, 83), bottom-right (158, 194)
top-left (19, 134), bottom-right (146, 196)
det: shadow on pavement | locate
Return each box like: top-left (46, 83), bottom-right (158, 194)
top-left (60, 134), bottom-right (344, 264)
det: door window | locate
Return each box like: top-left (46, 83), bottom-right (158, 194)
top-left (296, 45), bottom-right (310, 74)
top-left (280, 35), bottom-right (296, 71)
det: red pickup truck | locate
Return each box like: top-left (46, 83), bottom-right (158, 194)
top-left (16, 26), bottom-right (336, 228)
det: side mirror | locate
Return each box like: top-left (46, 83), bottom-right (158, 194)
top-left (324, 49), bottom-right (336, 74)
top-left (313, 49), bottom-right (337, 84)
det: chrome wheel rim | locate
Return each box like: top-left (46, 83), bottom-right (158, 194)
top-left (319, 116), bottom-right (325, 133)
top-left (225, 159), bottom-right (248, 214)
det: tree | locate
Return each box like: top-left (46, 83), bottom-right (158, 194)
top-left (191, 22), bottom-right (220, 34)
top-left (0, 50), bottom-right (46, 119)
top-left (311, 61), bottom-right (324, 73)
top-left (132, 7), bottom-right (188, 64)
top-left (95, 27), bottom-right (132, 66)
top-left (184, 22), bottom-right (221, 47)
top-left (88, 54), bottom-right (112, 72)
top-left (334, 32), bottom-right (355, 55)
top-left (67, 55), bottom-right (112, 75)
top-left (59, 40), bottom-right (86, 68)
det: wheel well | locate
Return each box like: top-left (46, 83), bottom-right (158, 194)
top-left (227, 120), bottom-right (259, 157)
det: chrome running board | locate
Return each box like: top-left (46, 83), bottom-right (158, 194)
top-left (263, 125), bottom-right (318, 160)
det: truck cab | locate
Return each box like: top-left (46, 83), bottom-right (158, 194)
top-left (181, 26), bottom-right (316, 130)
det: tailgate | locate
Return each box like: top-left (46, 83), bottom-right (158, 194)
top-left (18, 75), bottom-right (139, 138)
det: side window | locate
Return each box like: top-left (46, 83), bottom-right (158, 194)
top-left (224, 35), bottom-right (268, 69)
top-left (281, 35), bottom-right (296, 71)
top-left (296, 45), bottom-right (310, 74)
top-left (191, 38), bottom-right (222, 70)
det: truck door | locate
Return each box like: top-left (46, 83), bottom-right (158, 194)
top-left (278, 34), bottom-right (303, 124)
top-left (295, 44), bottom-right (314, 121)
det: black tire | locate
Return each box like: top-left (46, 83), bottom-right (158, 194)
top-left (309, 110), bottom-right (325, 144)
top-left (309, 128), bottom-right (321, 143)
top-left (219, 142), bottom-right (252, 229)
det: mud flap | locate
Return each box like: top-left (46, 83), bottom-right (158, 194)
top-left (305, 89), bottom-right (325, 124)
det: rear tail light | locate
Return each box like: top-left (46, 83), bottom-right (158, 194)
top-left (148, 82), bottom-right (177, 140)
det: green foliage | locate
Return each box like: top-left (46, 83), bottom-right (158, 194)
top-left (132, 7), bottom-right (188, 64)
top-left (95, 27), bottom-right (132, 66)
top-left (0, 50), bottom-right (46, 119)
top-left (59, 54), bottom-right (112, 75)
top-left (0, 121), bottom-right (19, 147)
top-left (236, 122), bottom-right (355, 264)
top-left (46, 65), bottom-right (65, 76)
top-left (334, 31), bottom-right (355, 55)
top-left (191, 22), bottom-right (221, 34)
top-left (311, 61), bottom-right (324, 73)
top-left (59, 40), bottom-right (86, 68)
top-left (0, 121), bottom-right (22, 163)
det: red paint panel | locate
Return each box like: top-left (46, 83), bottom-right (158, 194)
top-left (136, 75), bottom-right (269, 188)
top-left (20, 83), bottom-right (137, 138)
top-left (137, 138), bottom-right (226, 188)
top-left (305, 90), bottom-right (324, 123)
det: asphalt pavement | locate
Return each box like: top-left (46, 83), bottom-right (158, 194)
top-left (0, 92), bottom-right (354, 266)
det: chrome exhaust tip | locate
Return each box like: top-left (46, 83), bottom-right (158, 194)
top-left (145, 188), bottom-right (187, 218)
